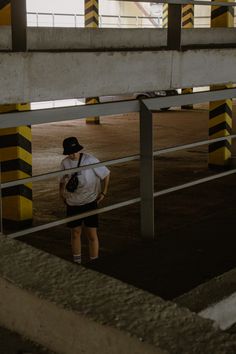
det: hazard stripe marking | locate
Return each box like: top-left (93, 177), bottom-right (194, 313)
top-left (209, 122), bottom-right (232, 136)
top-left (85, 5), bottom-right (98, 16)
top-left (182, 8), bottom-right (194, 18)
top-left (85, 17), bottom-right (98, 27)
top-left (1, 158), bottom-right (32, 175)
top-left (209, 140), bottom-right (231, 153)
top-left (0, 0), bottom-right (10, 11)
top-left (210, 103), bottom-right (232, 120)
top-left (211, 6), bottom-right (234, 20)
top-left (2, 185), bottom-right (32, 200)
top-left (182, 18), bottom-right (193, 27)
top-left (0, 133), bottom-right (31, 153)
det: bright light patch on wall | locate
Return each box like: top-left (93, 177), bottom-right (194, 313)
top-left (30, 99), bottom-right (85, 110)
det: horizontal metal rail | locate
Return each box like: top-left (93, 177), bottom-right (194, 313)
top-left (155, 168), bottom-right (236, 197)
top-left (2, 90), bottom-right (236, 239)
top-left (7, 198), bottom-right (141, 239)
top-left (27, 12), bottom-right (161, 20)
top-left (120, 0), bottom-right (236, 7)
top-left (6, 166), bottom-right (236, 239)
top-left (1, 134), bottom-right (236, 189)
top-left (1, 88), bottom-right (236, 129)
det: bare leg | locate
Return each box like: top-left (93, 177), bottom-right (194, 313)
top-left (85, 227), bottom-right (99, 259)
top-left (71, 226), bottom-right (82, 256)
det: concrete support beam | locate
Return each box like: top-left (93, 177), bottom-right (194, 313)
top-left (0, 236), bottom-right (236, 354)
top-left (0, 48), bottom-right (236, 104)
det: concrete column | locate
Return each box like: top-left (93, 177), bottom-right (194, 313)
top-left (0, 4), bottom-right (32, 229)
top-left (85, 0), bottom-right (100, 125)
top-left (209, 0), bottom-right (234, 168)
top-left (181, 4), bottom-right (194, 109)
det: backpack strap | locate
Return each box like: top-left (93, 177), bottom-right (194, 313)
top-left (77, 153), bottom-right (83, 168)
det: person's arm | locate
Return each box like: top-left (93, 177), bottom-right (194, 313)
top-left (59, 180), bottom-right (66, 203)
top-left (59, 160), bottom-right (68, 203)
top-left (97, 173), bottom-right (110, 204)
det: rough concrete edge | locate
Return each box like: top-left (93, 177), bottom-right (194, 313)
top-left (0, 277), bottom-right (165, 354)
top-left (0, 236), bottom-right (235, 354)
top-left (174, 268), bottom-right (236, 313)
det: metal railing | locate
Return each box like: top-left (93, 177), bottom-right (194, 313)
top-left (26, 11), bottom-right (236, 29)
top-left (1, 87), bottom-right (236, 239)
top-left (27, 12), bottom-right (162, 28)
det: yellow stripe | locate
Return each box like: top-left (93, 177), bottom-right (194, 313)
top-left (209, 114), bottom-right (232, 128)
top-left (0, 4), bottom-right (11, 25)
top-left (211, 13), bottom-right (234, 27)
top-left (1, 170), bottom-right (31, 182)
top-left (17, 103), bottom-right (31, 111)
top-left (0, 146), bottom-right (32, 164)
top-left (0, 126), bottom-right (32, 141)
top-left (209, 129), bottom-right (231, 139)
top-left (210, 99), bottom-right (232, 110)
top-left (85, 13), bottom-right (99, 21)
top-left (0, 104), bottom-right (17, 113)
top-left (3, 195), bottom-right (32, 221)
top-left (85, 0), bottom-right (98, 8)
top-left (209, 147), bottom-right (231, 166)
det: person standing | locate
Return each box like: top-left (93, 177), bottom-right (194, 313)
top-left (59, 137), bottom-right (110, 264)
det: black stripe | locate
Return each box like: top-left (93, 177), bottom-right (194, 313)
top-left (182, 8), bottom-right (194, 17)
top-left (209, 140), bottom-right (231, 153)
top-left (0, 0), bottom-right (10, 10)
top-left (182, 18), bottom-right (194, 27)
top-left (85, 5), bottom-right (98, 16)
top-left (210, 103), bottom-right (232, 119)
top-left (1, 159), bottom-right (32, 175)
top-left (209, 122), bottom-right (232, 136)
top-left (85, 18), bottom-right (99, 26)
top-left (2, 185), bottom-right (32, 200)
top-left (211, 6), bottom-right (234, 20)
top-left (0, 133), bottom-right (31, 153)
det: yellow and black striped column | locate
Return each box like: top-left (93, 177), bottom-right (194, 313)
top-left (0, 4), bottom-right (32, 228)
top-left (181, 4), bottom-right (194, 109)
top-left (162, 3), bottom-right (168, 28)
top-left (209, 0), bottom-right (233, 168)
top-left (85, 0), bottom-right (100, 125)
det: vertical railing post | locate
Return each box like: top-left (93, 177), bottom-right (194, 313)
top-left (167, 4), bottom-right (182, 50)
top-left (0, 163), bottom-right (2, 236)
top-left (11, 0), bottom-right (27, 51)
top-left (140, 101), bottom-right (154, 239)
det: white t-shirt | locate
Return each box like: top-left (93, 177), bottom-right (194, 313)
top-left (60, 153), bottom-right (110, 206)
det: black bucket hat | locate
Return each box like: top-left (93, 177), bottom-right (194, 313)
top-left (63, 137), bottom-right (83, 155)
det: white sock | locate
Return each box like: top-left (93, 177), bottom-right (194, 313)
top-left (90, 256), bottom-right (98, 261)
top-left (73, 254), bottom-right (81, 264)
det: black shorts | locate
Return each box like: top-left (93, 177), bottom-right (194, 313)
top-left (66, 200), bottom-right (98, 228)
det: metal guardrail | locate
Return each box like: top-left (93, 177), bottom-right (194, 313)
top-left (1, 88), bottom-right (236, 239)
top-left (26, 11), bottom-right (236, 29)
top-left (27, 12), bottom-right (162, 28)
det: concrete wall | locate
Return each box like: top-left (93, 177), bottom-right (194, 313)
top-left (0, 235), bottom-right (236, 354)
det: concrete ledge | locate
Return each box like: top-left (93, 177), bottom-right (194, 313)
top-left (1, 27), bottom-right (236, 51)
top-left (0, 236), bottom-right (236, 353)
top-left (175, 268), bottom-right (236, 330)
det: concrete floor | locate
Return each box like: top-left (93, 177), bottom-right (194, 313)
top-left (15, 104), bottom-right (236, 299)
